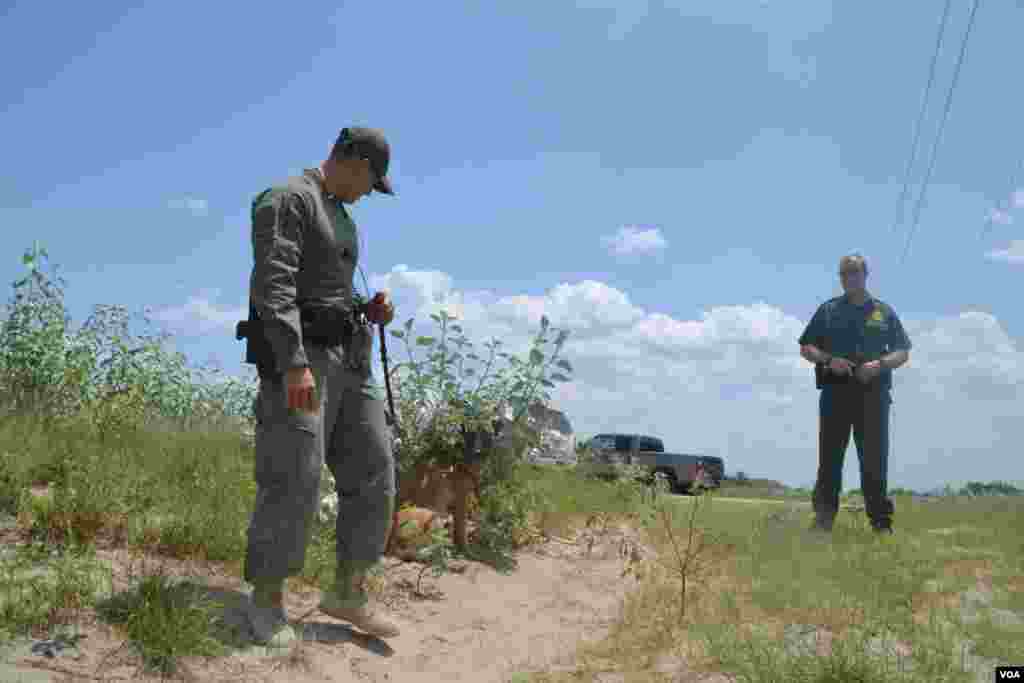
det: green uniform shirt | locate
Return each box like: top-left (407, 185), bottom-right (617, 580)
top-left (798, 294), bottom-right (912, 393)
top-left (248, 168), bottom-right (380, 398)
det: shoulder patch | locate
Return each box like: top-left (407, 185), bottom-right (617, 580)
top-left (250, 188), bottom-right (277, 222)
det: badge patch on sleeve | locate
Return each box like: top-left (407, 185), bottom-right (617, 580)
top-left (866, 307), bottom-right (887, 330)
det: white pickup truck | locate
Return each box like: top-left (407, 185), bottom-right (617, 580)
top-left (585, 433), bottom-right (724, 494)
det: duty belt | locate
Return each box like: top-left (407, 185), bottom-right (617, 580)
top-left (236, 301), bottom-right (360, 377)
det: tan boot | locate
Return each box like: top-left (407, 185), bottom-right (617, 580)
top-left (318, 568), bottom-right (400, 639)
top-left (319, 596), bottom-right (400, 638)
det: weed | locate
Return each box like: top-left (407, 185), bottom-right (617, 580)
top-left (414, 525), bottom-right (456, 597)
top-left (96, 562), bottom-right (227, 676)
top-left (637, 488), bottom-right (724, 624)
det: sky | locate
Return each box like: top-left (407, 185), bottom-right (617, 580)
top-left (2, 0), bottom-right (1023, 493)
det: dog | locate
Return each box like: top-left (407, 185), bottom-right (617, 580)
top-left (385, 461), bottom-right (483, 557)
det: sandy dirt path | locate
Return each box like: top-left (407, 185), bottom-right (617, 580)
top-left (0, 520), bottom-right (649, 683)
top-left (291, 547), bottom-right (634, 682)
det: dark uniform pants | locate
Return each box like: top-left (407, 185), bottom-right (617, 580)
top-left (243, 341), bottom-right (396, 585)
top-left (813, 385), bottom-right (894, 530)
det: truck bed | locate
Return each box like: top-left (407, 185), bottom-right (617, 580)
top-left (639, 452), bottom-right (724, 488)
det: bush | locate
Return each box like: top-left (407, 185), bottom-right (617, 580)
top-left (464, 475), bottom-right (543, 572)
top-left (961, 480), bottom-right (1023, 497)
top-left (385, 307), bottom-right (582, 560)
top-left (386, 309), bottom-right (575, 477)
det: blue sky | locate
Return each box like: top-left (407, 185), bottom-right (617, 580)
top-left (2, 1), bottom-right (1023, 492)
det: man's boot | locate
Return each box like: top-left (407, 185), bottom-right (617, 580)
top-left (246, 579), bottom-right (297, 648)
top-left (318, 563), bottom-right (400, 639)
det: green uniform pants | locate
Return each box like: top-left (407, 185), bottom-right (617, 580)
top-left (243, 341), bottom-right (395, 586)
top-left (812, 385), bottom-right (894, 531)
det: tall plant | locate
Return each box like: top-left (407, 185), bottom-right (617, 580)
top-left (0, 241), bottom-right (88, 421)
top-left (386, 309), bottom-right (574, 471)
top-left (0, 242), bottom-right (258, 435)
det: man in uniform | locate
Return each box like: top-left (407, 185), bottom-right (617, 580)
top-left (243, 127), bottom-right (400, 647)
top-left (798, 253), bottom-right (912, 535)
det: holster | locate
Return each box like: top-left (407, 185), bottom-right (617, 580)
top-left (236, 300), bottom-right (361, 379)
top-left (815, 363), bottom-right (858, 389)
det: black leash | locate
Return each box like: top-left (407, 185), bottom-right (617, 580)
top-left (379, 324), bottom-right (402, 512)
top-left (378, 324), bottom-right (396, 424)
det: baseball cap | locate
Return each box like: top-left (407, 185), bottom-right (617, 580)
top-left (337, 127), bottom-right (394, 195)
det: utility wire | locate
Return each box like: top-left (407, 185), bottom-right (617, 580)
top-left (891, 0), bottom-right (954, 237)
top-left (900, 0), bottom-right (983, 266)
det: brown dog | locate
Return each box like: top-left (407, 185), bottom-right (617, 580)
top-left (385, 462), bottom-right (483, 556)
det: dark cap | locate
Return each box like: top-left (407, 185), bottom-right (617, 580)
top-left (336, 127), bottom-right (394, 195)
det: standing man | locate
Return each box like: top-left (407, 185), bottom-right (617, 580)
top-left (243, 127), bottom-right (400, 647)
top-left (798, 253), bottom-right (912, 535)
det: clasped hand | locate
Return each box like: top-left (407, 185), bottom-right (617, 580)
top-left (364, 291), bottom-right (395, 326)
top-left (828, 357), bottom-right (882, 384)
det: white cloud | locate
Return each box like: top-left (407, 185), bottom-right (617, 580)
top-left (149, 292), bottom-right (243, 337)
top-left (987, 208), bottom-right (1013, 226)
top-left (983, 188), bottom-right (1024, 230)
top-left (600, 225), bottom-right (668, 256)
top-left (159, 267), bottom-right (1024, 492)
top-left (167, 197), bottom-right (209, 217)
top-left (985, 240), bottom-right (1024, 265)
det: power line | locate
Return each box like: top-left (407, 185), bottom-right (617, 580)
top-left (900, 0), bottom-right (983, 267)
top-left (891, 0), bottom-right (954, 237)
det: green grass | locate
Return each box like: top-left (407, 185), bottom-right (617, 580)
top-left (0, 409), bottom-right (674, 674)
top-left (3, 403), bottom-right (1022, 681)
top-left (524, 489), bottom-right (1023, 682)
top-left (1, 408), bottom-right (602, 672)
top-left (0, 408), bottom-right (267, 672)
top-left (95, 569), bottom-right (228, 676)
top-left (516, 463), bottom-right (664, 527)
top-left (0, 540), bottom-right (112, 642)
top-left (477, 466), bottom-right (1023, 682)
top-left (1, 409), bottom-right (257, 558)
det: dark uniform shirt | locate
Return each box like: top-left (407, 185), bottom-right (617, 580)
top-left (798, 294), bottom-right (912, 393)
top-left (248, 168), bottom-right (376, 388)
